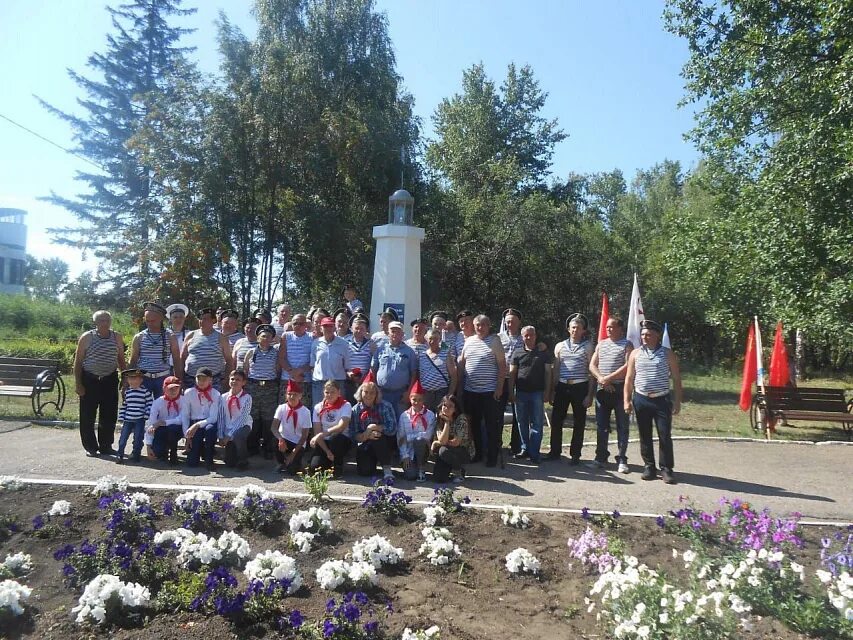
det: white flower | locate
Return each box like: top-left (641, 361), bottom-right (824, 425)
top-left (0, 579), bottom-right (31, 615)
top-left (291, 531), bottom-right (316, 553)
top-left (401, 626), bottom-right (441, 639)
top-left (816, 569), bottom-right (833, 584)
top-left (2, 553), bottom-right (33, 577)
top-left (0, 476), bottom-right (25, 491)
top-left (315, 559), bottom-right (377, 590)
top-left (289, 507), bottom-right (332, 534)
top-left (174, 489), bottom-right (214, 507)
top-left (351, 535), bottom-right (404, 569)
top-left (155, 528), bottom-right (250, 568)
top-left (423, 505), bottom-right (446, 527)
top-left (419, 527), bottom-right (461, 566)
top-left (91, 475), bottom-right (128, 496)
top-left (243, 550), bottom-right (302, 594)
top-left (789, 561), bottom-right (804, 580)
top-left (71, 574), bottom-right (149, 624)
top-left (682, 550), bottom-right (697, 565)
top-left (231, 483), bottom-right (272, 507)
top-left (49, 500), bottom-right (72, 516)
top-left (501, 505), bottom-right (531, 529)
top-left (505, 548), bottom-right (540, 575)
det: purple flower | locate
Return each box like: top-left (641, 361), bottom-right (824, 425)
top-left (288, 610), bottom-right (304, 628)
top-left (655, 515), bottom-right (666, 528)
top-left (53, 544), bottom-right (75, 560)
top-left (581, 507), bottom-right (590, 521)
top-left (32, 515), bottom-right (44, 530)
top-left (364, 620), bottom-right (379, 634)
top-left (323, 619), bottom-right (338, 637)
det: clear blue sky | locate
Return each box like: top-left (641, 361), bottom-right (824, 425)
top-left (0, 0), bottom-right (698, 279)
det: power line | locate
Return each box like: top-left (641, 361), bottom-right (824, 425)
top-left (0, 111), bottom-right (105, 172)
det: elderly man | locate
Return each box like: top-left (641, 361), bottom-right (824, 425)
top-left (459, 314), bottom-right (507, 467)
top-left (244, 323), bottom-right (281, 458)
top-left (624, 319), bottom-right (682, 484)
top-left (181, 307), bottom-right (235, 391)
top-left (547, 313), bottom-right (595, 464)
top-left (310, 316), bottom-right (352, 403)
top-left (499, 308), bottom-right (525, 456)
top-left (272, 303), bottom-right (293, 338)
top-left (220, 309), bottom-right (244, 350)
top-left (370, 320), bottom-right (417, 418)
top-left (128, 302), bottom-right (183, 398)
top-left (278, 312), bottom-right (314, 404)
top-left (406, 317), bottom-right (429, 356)
top-left (73, 310), bottom-right (127, 456)
top-left (344, 313), bottom-right (374, 403)
top-left (589, 316), bottom-right (633, 473)
top-left (509, 325), bottom-right (553, 463)
top-left (166, 303), bottom-right (189, 367)
top-left (429, 311), bottom-right (449, 347)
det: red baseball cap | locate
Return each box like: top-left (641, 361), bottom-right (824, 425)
top-left (320, 317), bottom-right (335, 327)
top-left (163, 376), bottom-right (182, 391)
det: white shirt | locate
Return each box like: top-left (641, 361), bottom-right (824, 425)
top-left (312, 400), bottom-right (353, 435)
top-left (397, 406), bottom-right (436, 459)
top-left (275, 403), bottom-right (312, 443)
top-left (148, 395), bottom-right (184, 427)
top-left (181, 386), bottom-right (221, 436)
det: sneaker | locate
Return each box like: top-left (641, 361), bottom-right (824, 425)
top-left (116, 456), bottom-right (124, 465)
top-left (642, 466), bottom-right (657, 481)
top-left (585, 460), bottom-right (604, 470)
top-left (617, 462), bottom-right (630, 474)
top-left (417, 471), bottom-right (427, 482)
top-left (512, 450), bottom-right (527, 460)
top-left (661, 469), bottom-right (676, 485)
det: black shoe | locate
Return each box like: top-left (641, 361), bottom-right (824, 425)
top-left (236, 460), bottom-right (249, 470)
top-left (131, 454), bottom-right (141, 463)
top-left (85, 449), bottom-right (100, 457)
top-left (544, 451), bottom-right (561, 461)
top-left (485, 461), bottom-right (497, 468)
top-left (223, 442), bottom-right (237, 467)
top-left (568, 457), bottom-right (580, 466)
top-left (512, 450), bottom-right (528, 460)
top-left (99, 447), bottom-right (116, 456)
top-left (642, 466), bottom-right (657, 481)
top-left (661, 469), bottom-right (676, 485)
top-left (206, 462), bottom-right (215, 472)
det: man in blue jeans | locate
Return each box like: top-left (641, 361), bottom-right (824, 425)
top-left (589, 316), bottom-right (633, 473)
top-left (508, 326), bottom-right (553, 463)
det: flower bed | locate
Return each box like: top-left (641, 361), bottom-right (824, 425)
top-left (0, 482), bottom-right (849, 639)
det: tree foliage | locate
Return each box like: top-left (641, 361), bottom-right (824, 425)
top-left (25, 257), bottom-right (69, 301)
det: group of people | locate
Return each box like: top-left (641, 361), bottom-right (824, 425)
top-left (73, 287), bottom-right (682, 484)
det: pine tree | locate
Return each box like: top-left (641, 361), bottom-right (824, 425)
top-left (40, 0), bottom-right (196, 305)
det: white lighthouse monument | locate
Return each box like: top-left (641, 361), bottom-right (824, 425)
top-left (368, 189), bottom-right (424, 332)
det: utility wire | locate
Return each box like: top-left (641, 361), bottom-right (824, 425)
top-left (0, 111), bottom-right (105, 172)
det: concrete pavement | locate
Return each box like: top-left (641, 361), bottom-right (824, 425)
top-left (1, 420), bottom-right (850, 523)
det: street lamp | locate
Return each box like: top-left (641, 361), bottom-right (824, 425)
top-left (388, 189), bottom-right (414, 225)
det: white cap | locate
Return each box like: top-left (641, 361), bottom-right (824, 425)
top-left (166, 303), bottom-right (189, 316)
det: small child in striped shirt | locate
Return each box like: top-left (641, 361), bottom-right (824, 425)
top-left (117, 369), bottom-right (154, 463)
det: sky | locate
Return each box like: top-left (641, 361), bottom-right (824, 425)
top-left (0, 0), bottom-right (699, 280)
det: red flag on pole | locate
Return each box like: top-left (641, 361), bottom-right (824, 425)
top-left (769, 321), bottom-right (790, 387)
top-left (598, 293), bottom-right (610, 341)
top-left (739, 322), bottom-right (757, 411)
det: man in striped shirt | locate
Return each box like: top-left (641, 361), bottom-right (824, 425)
top-left (589, 316), bottom-right (633, 473)
top-left (117, 369), bottom-right (153, 463)
top-left (344, 314), bottom-right (374, 403)
top-left (245, 324), bottom-right (280, 459)
top-left (278, 313), bottom-right (313, 404)
top-left (624, 320), bottom-right (682, 484)
top-left (418, 329), bottom-right (457, 413)
top-left (128, 302), bottom-right (183, 398)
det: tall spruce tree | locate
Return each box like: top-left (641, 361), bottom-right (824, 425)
top-left (40, 0), bottom-right (196, 305)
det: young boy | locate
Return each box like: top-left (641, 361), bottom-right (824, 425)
top-left (271, 379), bottom-right (312, 475)
top-left (117, 368), bottom-right (153, 463)
top-left (398, 379), bottom-right (436, 481)
top-left (146, 376), bottom-right (185, 464)
top-left (181, 367), bottom-right (221, 470)
top-left (220, 370), bottom-right (253, 470)
top-left (342, 284), bottom-right (364, 315)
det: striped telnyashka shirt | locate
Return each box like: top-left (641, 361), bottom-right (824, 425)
top-left (463, 335), bottom-right (499, 393)
top-left (634, 346), bottom-right (671, 396)
top-left (82, 330), bottom-right (118, 377)
top-left (500, 333), bottom-right (524, 379)
top-left (419, 346), bottom-right (451, 392)
top-left (232, 338), bottom-right (257, 372)
top-left (247, 346), bottom-right (278, 380)
top-left (558, 338), bottom-right (593, 382)
top-left (185, 331), bottom-right (225, 377)
top-left (597, 338), bottom-right (630, 383)
top-left (136, 329), bottom-right (170, 373)
top-left (279, 332), bottom-right (313, 381)
top-left (119, 387), bottom-right (153, 421)
top-left (346, 336), bottom-right (373, 373)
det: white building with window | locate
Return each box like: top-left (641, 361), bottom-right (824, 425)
top-left (0, 208), bottom-right (27, 295)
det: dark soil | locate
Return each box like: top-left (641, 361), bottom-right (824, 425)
top-left (0, 485), bottom-right (832, 639)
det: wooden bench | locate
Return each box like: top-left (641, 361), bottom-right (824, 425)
top-left (761, 386), bottom-right (852, 440)
top-left (0, 357), bottom-right (67, 417)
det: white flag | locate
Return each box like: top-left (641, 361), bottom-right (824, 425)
top-left (626, 273), bottom-right (645, 348)
top-left (662, 322), bottom-right (672, 349)
top-left (754, 316), bottom-right (766, 386)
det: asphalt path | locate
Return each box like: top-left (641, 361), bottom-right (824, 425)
top-left (1, 420), bottom-right (850, 523)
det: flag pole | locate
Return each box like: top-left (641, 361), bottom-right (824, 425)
top-left (754, 315), bottom-right (770, 440)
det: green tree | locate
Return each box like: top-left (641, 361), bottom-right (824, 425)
top-left (664, 0), bottom-right (853, 365)
top-left (25, 257), bottom-right (69, 301)
top-left (40, 0), bottom-right (197, 306)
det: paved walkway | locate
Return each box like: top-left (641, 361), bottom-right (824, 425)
top-left (1, 421), bottom-right (850, 523)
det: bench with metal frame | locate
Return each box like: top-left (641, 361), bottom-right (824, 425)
top-left (0, 356), bottom-right (67, 417)
top-left (750, 385), bottom-right (852, 440)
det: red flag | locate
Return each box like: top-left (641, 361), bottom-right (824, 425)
top-left (769, 321), bottom-right (790, 387)
top-left (598, 293), bottom-right (610, 341)
top-left (739, 322), bottom-right (756, 411)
